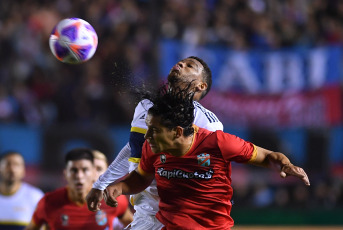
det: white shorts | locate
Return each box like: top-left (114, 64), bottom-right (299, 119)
top-left (125, 210), bottom-right (164, 230)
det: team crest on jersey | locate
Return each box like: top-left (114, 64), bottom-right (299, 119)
top-left (160, 154), bottom-right (166, 163)
top-left (95, 210), bottom-right (107, 226)
top-left (61, 214), bottom-right (69, 226)
top-left (197, 153), bottom-right (210, 166)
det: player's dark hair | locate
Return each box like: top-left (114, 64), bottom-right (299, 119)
top-left (145, 84), bottom-right (195, 137)
top-left (0, 151), bottom-right (23, 163)
top-left (188, 56), bottom-right (212, 99)
top-left (64, 148), bottom-right (94, 166)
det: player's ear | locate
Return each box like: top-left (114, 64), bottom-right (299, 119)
top-left (174, 126), bottom-right (183, 138)
top-left (195, 82), bottom-right (207, 93)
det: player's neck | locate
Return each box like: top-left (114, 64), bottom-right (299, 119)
top-left (0, 181), bottom-right (21, 195)
top-left (170, 135), bottom-right (194, 157)
top-left (193, 92), bottom-right (202, 102)
top-left (67, 187), bottom-right (87, 206)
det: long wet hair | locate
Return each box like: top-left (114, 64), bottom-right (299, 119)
top-left (144, 84), bottom-right (195, 137)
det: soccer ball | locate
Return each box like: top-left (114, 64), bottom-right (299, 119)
top-left (49, 18), bottom-right (98, 64)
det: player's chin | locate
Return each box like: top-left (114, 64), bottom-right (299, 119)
top-left (168, 72), bottom-right (181, 82)
top-left (74, 184), bottom-right (88, 194)
top-left (149, 145), bottom-right (160, 154)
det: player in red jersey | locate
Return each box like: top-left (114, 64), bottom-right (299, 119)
top-left (103, 85), bottom-right (310, 230)
top-left (25, 148), bottom-right (131, 230)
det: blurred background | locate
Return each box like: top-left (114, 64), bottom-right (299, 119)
top-left (0, 0), bottom-right (343, 227)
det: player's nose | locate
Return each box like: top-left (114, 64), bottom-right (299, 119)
top-left (144, 129), bottom-right (152, 140)
top-left (177, 61), bottom-right (184, 68)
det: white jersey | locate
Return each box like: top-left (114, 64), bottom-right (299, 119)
top-left (129, 99), bottom-right (223, 148)
top-left (0, 182), bottom-right (44, 228)
top-left (128, 99), bottom-right (223, 216)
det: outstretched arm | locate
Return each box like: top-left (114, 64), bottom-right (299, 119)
top-left (104, 169), bottom-right (154, 208)
top-left (249, 146), bottom-right (310, 186)
top-left (87, 143), bottom-right (131, 211)
top-left (94, 143), bottom-right (131, 190)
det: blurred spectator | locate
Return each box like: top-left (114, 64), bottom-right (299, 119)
top-left (273, 187), bottom-right (290, 208)
top-left (2, 0), bottom-right (343, 126)
top-left (292, 184), bottom-right (310, 209)
top-left (251, 180), bottom-right (274, 208)
top-left (0, 151), bottom-right (44, 230)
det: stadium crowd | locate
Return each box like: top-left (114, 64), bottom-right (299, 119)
top-left (0, 0), bottom-right (342, 217)
top-left (1, 0), bottom-right (343, 125)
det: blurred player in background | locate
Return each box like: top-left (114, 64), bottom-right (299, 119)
top-left (87, 56), bottom-right (223, 229)
top-left (0, 151), bottom-right (44, 230)
top-left (104, 85), bottom-right (310, 229)
top-left (92, 150), bottom-right (133, 229)
top-left (25, 148), bottom-right (130, 230)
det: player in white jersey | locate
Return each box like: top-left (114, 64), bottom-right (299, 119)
top-left (86, 56), bottom-right (223, 229)
top-left (0, 151), bottom-right (44, 230)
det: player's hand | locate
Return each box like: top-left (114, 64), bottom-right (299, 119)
top-left (280, 164), bottom-right (310, 186)
top-left (104, 184), bottom-right (122, 207)
top-left (86, 188), bottom-right (104, 211)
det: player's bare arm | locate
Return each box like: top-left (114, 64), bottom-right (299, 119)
top-left (248, 146), bottom-right (310, 186)
top-left (105, 169), bottom-right (154, 208)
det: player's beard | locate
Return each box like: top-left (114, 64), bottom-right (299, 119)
top-left (3, 173), bottom-right (19, 186)
top-left (168, 71), bottom-right (180, 85)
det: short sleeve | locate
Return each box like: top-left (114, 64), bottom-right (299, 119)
top-left (216, 130), bottom-right (255, 163)
top-left (129, 99), bottom-right (151, 161)
top-left (130, 99), bottom-right (152, 131)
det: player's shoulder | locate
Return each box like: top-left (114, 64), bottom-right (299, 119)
top-left (193, 101), bottom-right (216, 116)
top-left (196, 126), bottom-right (223, 139)
top-left (21, 182), bottom-right (44, 197)
top-left (192, 101), bottom-right (224, 131)
top-left (132, 99), bottom-right (152, 126)
top-left (196, 126), bottom-right (215, 135)
top-left (43, 187), bottom-right (67, 203)
top-left (135, 99), bottom-right (153, 111)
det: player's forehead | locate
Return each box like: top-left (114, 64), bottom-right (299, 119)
top-left (0, 153), bottom-right (24, 165)
top-left (182, 57), bottom-right (202, 67)
top-left (94, 158), bottom-right (107, 169)
top-left (146, 113), bottom-right (163, 128)
top-left (66, 159), bottom-right (93, 169)
top-left (181, 57), bottom-right (204, 80)
top-left (146, 113), bottom-right (155, 125)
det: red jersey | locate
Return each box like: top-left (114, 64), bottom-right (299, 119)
top-left (138, 126), bottom-right (256, 230)
top-left (32, 187), bottom-right (128, 230)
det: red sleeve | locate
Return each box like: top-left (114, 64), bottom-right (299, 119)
top-left (32, 196), bottom-right (47, 226)
top-left (138, 141), bottom-right (155, 175)
top-left (216, 130), bottom-right (255, 163)
top-left (114, 195), bottom-right (129, 217)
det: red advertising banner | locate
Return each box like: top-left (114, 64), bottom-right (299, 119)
top-left (201, 86), bottom-right (342, 128)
